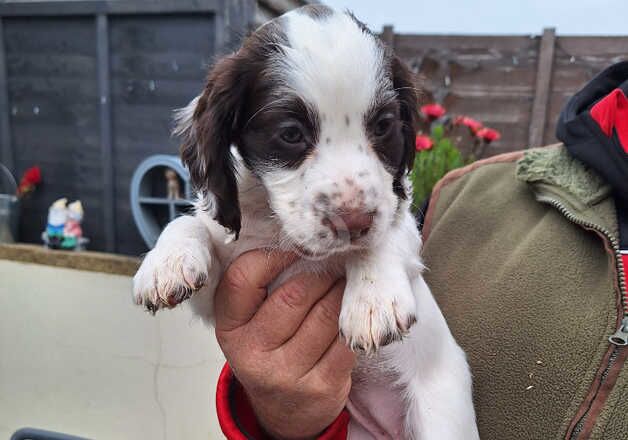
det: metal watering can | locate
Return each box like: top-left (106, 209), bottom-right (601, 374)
top-left (0, 162), bottom-right (19, 243)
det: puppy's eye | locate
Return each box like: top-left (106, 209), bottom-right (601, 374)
top-left (279, 125), bottom-right (304, 144)
top-left (374, 114), bottom-right (395, 137)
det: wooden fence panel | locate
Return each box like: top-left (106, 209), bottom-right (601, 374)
top-left (0, 0), bottom-right (255, 255)
top-left (109, 14), bottom-right (216, 255)
top-left (4, 16), bottom-right (104, 249)
top-left (545, 36), bottom-right (628, 145)
top-left (389, 30), bottom-right (628, 155)
top-left (394, 34), bottom-right (539, 154)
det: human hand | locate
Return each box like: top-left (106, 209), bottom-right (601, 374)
top-left (214, 250), bottom-right (355, 439)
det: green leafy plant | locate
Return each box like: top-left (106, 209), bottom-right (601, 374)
top-left (410, 104), bottom-right (501, 207)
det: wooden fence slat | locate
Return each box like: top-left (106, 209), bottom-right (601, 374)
top-left (96, 14), bottom-right (115, 252)
top-left (214, 0), bottom-right (255, 55)
top-left (528, 27), bottom-right (556, 148)
top-left (0, 18), bottom-right (13, 172)
top-left (382, 25), bottom-right (394, 49)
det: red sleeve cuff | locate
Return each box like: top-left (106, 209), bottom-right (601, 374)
top-left (216, 363), bottom-right (350, 439)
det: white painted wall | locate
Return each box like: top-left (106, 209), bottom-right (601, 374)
top-left (0, 259), bottom-right (225, 440)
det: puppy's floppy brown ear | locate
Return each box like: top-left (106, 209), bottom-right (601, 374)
top-left (392, 55), bottom-right (419, 196)
top-left (178, 54), bottom-right (251, 238)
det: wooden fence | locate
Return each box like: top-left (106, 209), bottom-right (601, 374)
top-left (382, 26), bottom-right (628, 155)
top-left (0, 0), bottom-right (255, 254)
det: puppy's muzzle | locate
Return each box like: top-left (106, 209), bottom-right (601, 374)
top-left (323, 209), bottom-right (376, 242)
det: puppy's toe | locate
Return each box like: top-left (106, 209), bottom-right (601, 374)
top-left (391, 295), bottom-right (417, 333)
top-left (380, 329), bottom-right (404, 346)
top-left (395, 310), bottom-right (417, 334)
top-left (166, 285), bottom-right (193, 307)
top-left (182, 262), bottom-right (208, 291)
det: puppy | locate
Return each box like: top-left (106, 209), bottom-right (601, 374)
top-left (133, 6), bottom-right (478, 439)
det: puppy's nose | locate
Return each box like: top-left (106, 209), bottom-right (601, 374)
top-left (340, 210), bottom-right (374, 233)
top-left (340, 210), bottom-right (373, 231)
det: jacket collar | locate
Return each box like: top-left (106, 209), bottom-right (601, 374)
top-left (516, 144), bottom-right (617, 238)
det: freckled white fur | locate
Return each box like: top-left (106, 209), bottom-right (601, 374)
top-left (262, 11), bottom-right (397, 257)
top-left (134, 8), bottom-right (478, 440)
top-left (279, 10), bottom-right (392, 133)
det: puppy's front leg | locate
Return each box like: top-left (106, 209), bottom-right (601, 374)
top-left (341, 209), bottom-right (478, 438)
top-left (133, 213), bottom-right (221, 322)
top-left (340, 219), bottom-right (421, 353)
top-left (385, 276), bottom-right (479, 440)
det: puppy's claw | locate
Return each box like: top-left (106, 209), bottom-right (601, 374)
top-left (395, 310), bottom-right (417, 334)
top-left (192, 272), bottom-right (208, 290)
top-left (145, 301), bottom-right (158, 315)
top-left (166, 286), bottom-right (192, 307)
top-left (344, 327), bottom-right (406, 355)
top-left (381, 329), bottom-right (404, 346)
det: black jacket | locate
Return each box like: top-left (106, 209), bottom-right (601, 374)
top-left (557, 60), bottom-right (628, 248)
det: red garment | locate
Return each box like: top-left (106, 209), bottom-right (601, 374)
top-left (216, 363), bottom-right (350, 439)
top-left (590, 88), bottom-right (628, 153)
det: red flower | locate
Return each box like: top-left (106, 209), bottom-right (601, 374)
top-left (454, 116), bottom-right (483, 133)
top-left (420, 103), bottom-right (446, 120)
top-left (476, 127), bottom-right (501, 143)
top-left (17, 166), bottom-right (42, 197)
top-left (21, 166), bottom-right (41, 186)
top-left (415, 135), bottom-right (434, 151)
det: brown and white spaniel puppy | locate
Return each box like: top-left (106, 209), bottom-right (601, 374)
top-left (133, 6), bottom-right (478, 438)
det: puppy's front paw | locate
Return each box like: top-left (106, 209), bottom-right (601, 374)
top-left (133, 239), bottom-right (211, 313)
top-left (339, 278), bottom-right (416, 354)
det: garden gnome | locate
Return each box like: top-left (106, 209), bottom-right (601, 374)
top-left (45, 198), bottom-right (68, 249)
top-left (62, 200), bottom-right (83, 250)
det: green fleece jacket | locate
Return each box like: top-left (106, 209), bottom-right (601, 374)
top-left (422, 144), bottom-right (627, 440)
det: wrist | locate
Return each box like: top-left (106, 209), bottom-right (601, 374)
top-left (249, 397), bottom-right (319, 440)
top-left (216, 363), bottom-right (349, 440)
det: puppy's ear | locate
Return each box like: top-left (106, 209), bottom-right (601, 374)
top-left (177, 54), bottom-right (251, 238)
top-left (391, 55), bottom-right (419, 198)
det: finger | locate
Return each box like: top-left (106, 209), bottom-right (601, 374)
top-left (312, 337), bottom-right (356, 382)
top-left (214, 249), bottom-right (296, 333)
top-left (280, 279), bottom-right (346, 373)
top-left (248, 271), bottom-right (338, 350)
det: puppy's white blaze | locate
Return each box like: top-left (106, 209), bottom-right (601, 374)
top-left (281, 11), bottom-right (387, 138)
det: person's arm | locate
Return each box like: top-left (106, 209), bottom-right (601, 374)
top-left (213, 250), bottom-right (356, 439)
top-left (216, 363), bottom-right (350, 440)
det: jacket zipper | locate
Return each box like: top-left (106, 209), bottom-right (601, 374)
top-left (537, 196), bottom-right (626, 440)
top-left (568, 348), bottom-right (620, 438)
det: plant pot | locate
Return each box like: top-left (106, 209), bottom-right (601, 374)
top-left (0, 193), bottom-right (19, 243)
top-left (0, 162), bottom-right (19, 243)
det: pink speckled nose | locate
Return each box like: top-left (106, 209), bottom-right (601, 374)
top-left (340, 210), bottom-right (374, 234)
top-left (323, 209), bottom-right (376, 241)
